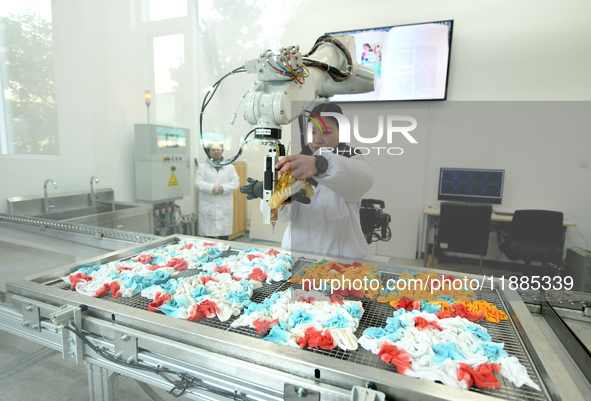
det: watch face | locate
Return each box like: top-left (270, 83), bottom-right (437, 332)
top-left (316, 156), bottom-right (328, 174)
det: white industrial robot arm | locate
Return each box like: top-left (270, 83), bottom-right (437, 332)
top-left (243, 34), bottom-right (375, 132)
top-left (240, 34), bottom-right (376, 227)
top-left (199, 35), bottom-right (376, 227)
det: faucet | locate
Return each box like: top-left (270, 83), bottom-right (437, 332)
top-left (43, 179), bottom-right (57, 213)
top-left (90, 176), bottom-right (99, 206)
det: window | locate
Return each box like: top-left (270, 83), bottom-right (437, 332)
top-left (147, 0), bottom-right (187, 21)
top-left (153, 34), bottom-right (186, 126)
top-left (0, 0), bottom-right (59, 155)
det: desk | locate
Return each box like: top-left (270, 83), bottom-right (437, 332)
top-left (422, 206), bottom-right (576, 267)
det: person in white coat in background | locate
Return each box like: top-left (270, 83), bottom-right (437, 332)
top-left (194, 144), bottom-right (239, 240)
top-left (274, 103), bottom-right (373, 259)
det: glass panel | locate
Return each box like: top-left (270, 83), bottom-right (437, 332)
top-left (156, 126), bottom-right (186, 154)
top-left (148, 0), bottom-right (187, 21)
top-left (0, 0), bottom-right (59, 155)
top-left (153, 34), bottom-right (185, 126)
top-left (197, 0), bottom-right (298, 156)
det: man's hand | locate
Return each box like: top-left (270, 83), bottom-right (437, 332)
top-left (212, 186), bottom-right (223, 195)
top-left (275, 155), bottom-right (317, 179)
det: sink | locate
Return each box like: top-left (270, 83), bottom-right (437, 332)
top-left (7, 189), bottom-right (154, 234)
top-left (113, 203), bottom-right (137, 211)
top-left (32, 204), bottom-right (114, 221)
top-left (8, 188), bottom-right (115, 216)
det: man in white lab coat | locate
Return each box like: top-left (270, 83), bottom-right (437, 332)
top-left (194, 145), bottom-right (239, 240)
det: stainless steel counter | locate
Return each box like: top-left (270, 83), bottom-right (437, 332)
top-left (0, 213), bottom-right (155, 294)
top-left (0, 221), bottom-right (589, 401)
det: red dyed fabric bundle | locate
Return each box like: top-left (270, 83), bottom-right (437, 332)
top-left (378, 344), bottom-right (413, 374)
top-left (297, 327), bottom-right (337, 350)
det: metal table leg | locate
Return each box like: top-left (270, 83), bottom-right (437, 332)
top-left (423, 215), bottom-right (431, 267)
top-left (86, 361), bottom-right (119, 401)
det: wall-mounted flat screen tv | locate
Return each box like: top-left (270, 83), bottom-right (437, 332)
top-left (328, 20), bottom-right (453, 102)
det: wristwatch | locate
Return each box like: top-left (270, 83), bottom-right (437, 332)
top-left (314, 155), bottom-right (328, 176)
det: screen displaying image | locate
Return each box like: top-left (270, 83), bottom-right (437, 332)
top-left (360, 42), bottom-right (382, 79)
top-left (438, 168), bottom-right (505, 204)
top-left (328, 20), bottom-right (453, 102)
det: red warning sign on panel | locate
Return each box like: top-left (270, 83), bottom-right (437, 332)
top-left (168, 173), bottom-right (179, 187)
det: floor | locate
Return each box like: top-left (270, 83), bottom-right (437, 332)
top-left (0, 333), bottom-right (181, 401)
top-left (0, 229), bottom-right (578, 400)
top-left (0, 225), bottom-right (108, 292)
top-left (0, 225), bottom-right (180, 400)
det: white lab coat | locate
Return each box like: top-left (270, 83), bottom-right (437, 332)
top-left (271, 149), bottom-right (373, 259)
top-left (194, 162), bottom-right (239, 236)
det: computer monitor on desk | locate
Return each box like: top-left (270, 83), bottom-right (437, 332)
top-left (438, 168), bottom-right (505, 205)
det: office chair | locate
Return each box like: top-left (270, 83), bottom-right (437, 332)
top-left (433, 202), bottom-right (492, 274)
top-left (498, 210), bottom-right (565, 271)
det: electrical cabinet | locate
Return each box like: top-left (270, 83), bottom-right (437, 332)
top-left (564, 248), bottom-right (591, 293)
top-left (134, 124), bottom-right (191, 202)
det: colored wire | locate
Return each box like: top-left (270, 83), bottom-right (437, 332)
top-left (199, 65), bottom-right (248, 166)
top-left (282, 54), bottom-right (304, 84)
top-left (286, 53), bottom-right (309, 78)
top-left (200, 35), bottom-right (353, 168)
top-left (261, 57), bottom-right (291, 76)
top-left (267, 56), bottom-right (291, 74)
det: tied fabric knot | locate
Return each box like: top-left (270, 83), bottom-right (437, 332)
top-left (213, 265), bottom-right (232, 274)
top-left (435, 310), bottom-right (456, 320)
top-left (414, 316), bottom-right (443, 331)
top-left (391, 296), bottom-right (421, 311)
top-left (458, 363), bottom-right (501, 389)
top-left (330, 294), bottom-right (344, 305)
top-left (378, 344), bottom-right (413, 374)
top-left (92, 281), bottom-right (120, 298)
top-left (165, 257), bottom-right (187, 271)
top-left (297, 327), bottom-right (337, 350)
top-left (249, 267), bottom-right (268, 281)
top-left (137, 254), bottom-right (153, 264)
top-left (452, 303), bottom-right (485, 323)
top-left (246, 253), bottom-right (264, 261)
top-left (148, 292), bottom-right (172, 312)
top-left (199, 276), bottom-right (218, 285)
top-left (110, 281), bottom-right (122, 298)
top-left (93, 283), bottom-right (110, 298)
top-left (69, 273), bottom-right (93, 290)
top-left (457, 301), bottom-right (508, 323)
top-left (252, 318), bottom-right (279, 336)
top-left (188, 300), bottom-right (220, 321)
top-left (434, 304), bottom-right (485, 322)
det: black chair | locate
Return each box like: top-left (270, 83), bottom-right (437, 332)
top-left (433, 202), bottom-right (492, 273)
top-left (498, 210), bottom-right (565, 270)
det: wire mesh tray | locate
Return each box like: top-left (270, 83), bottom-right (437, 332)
top-left (50, 253), bottom-right (548, 400)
